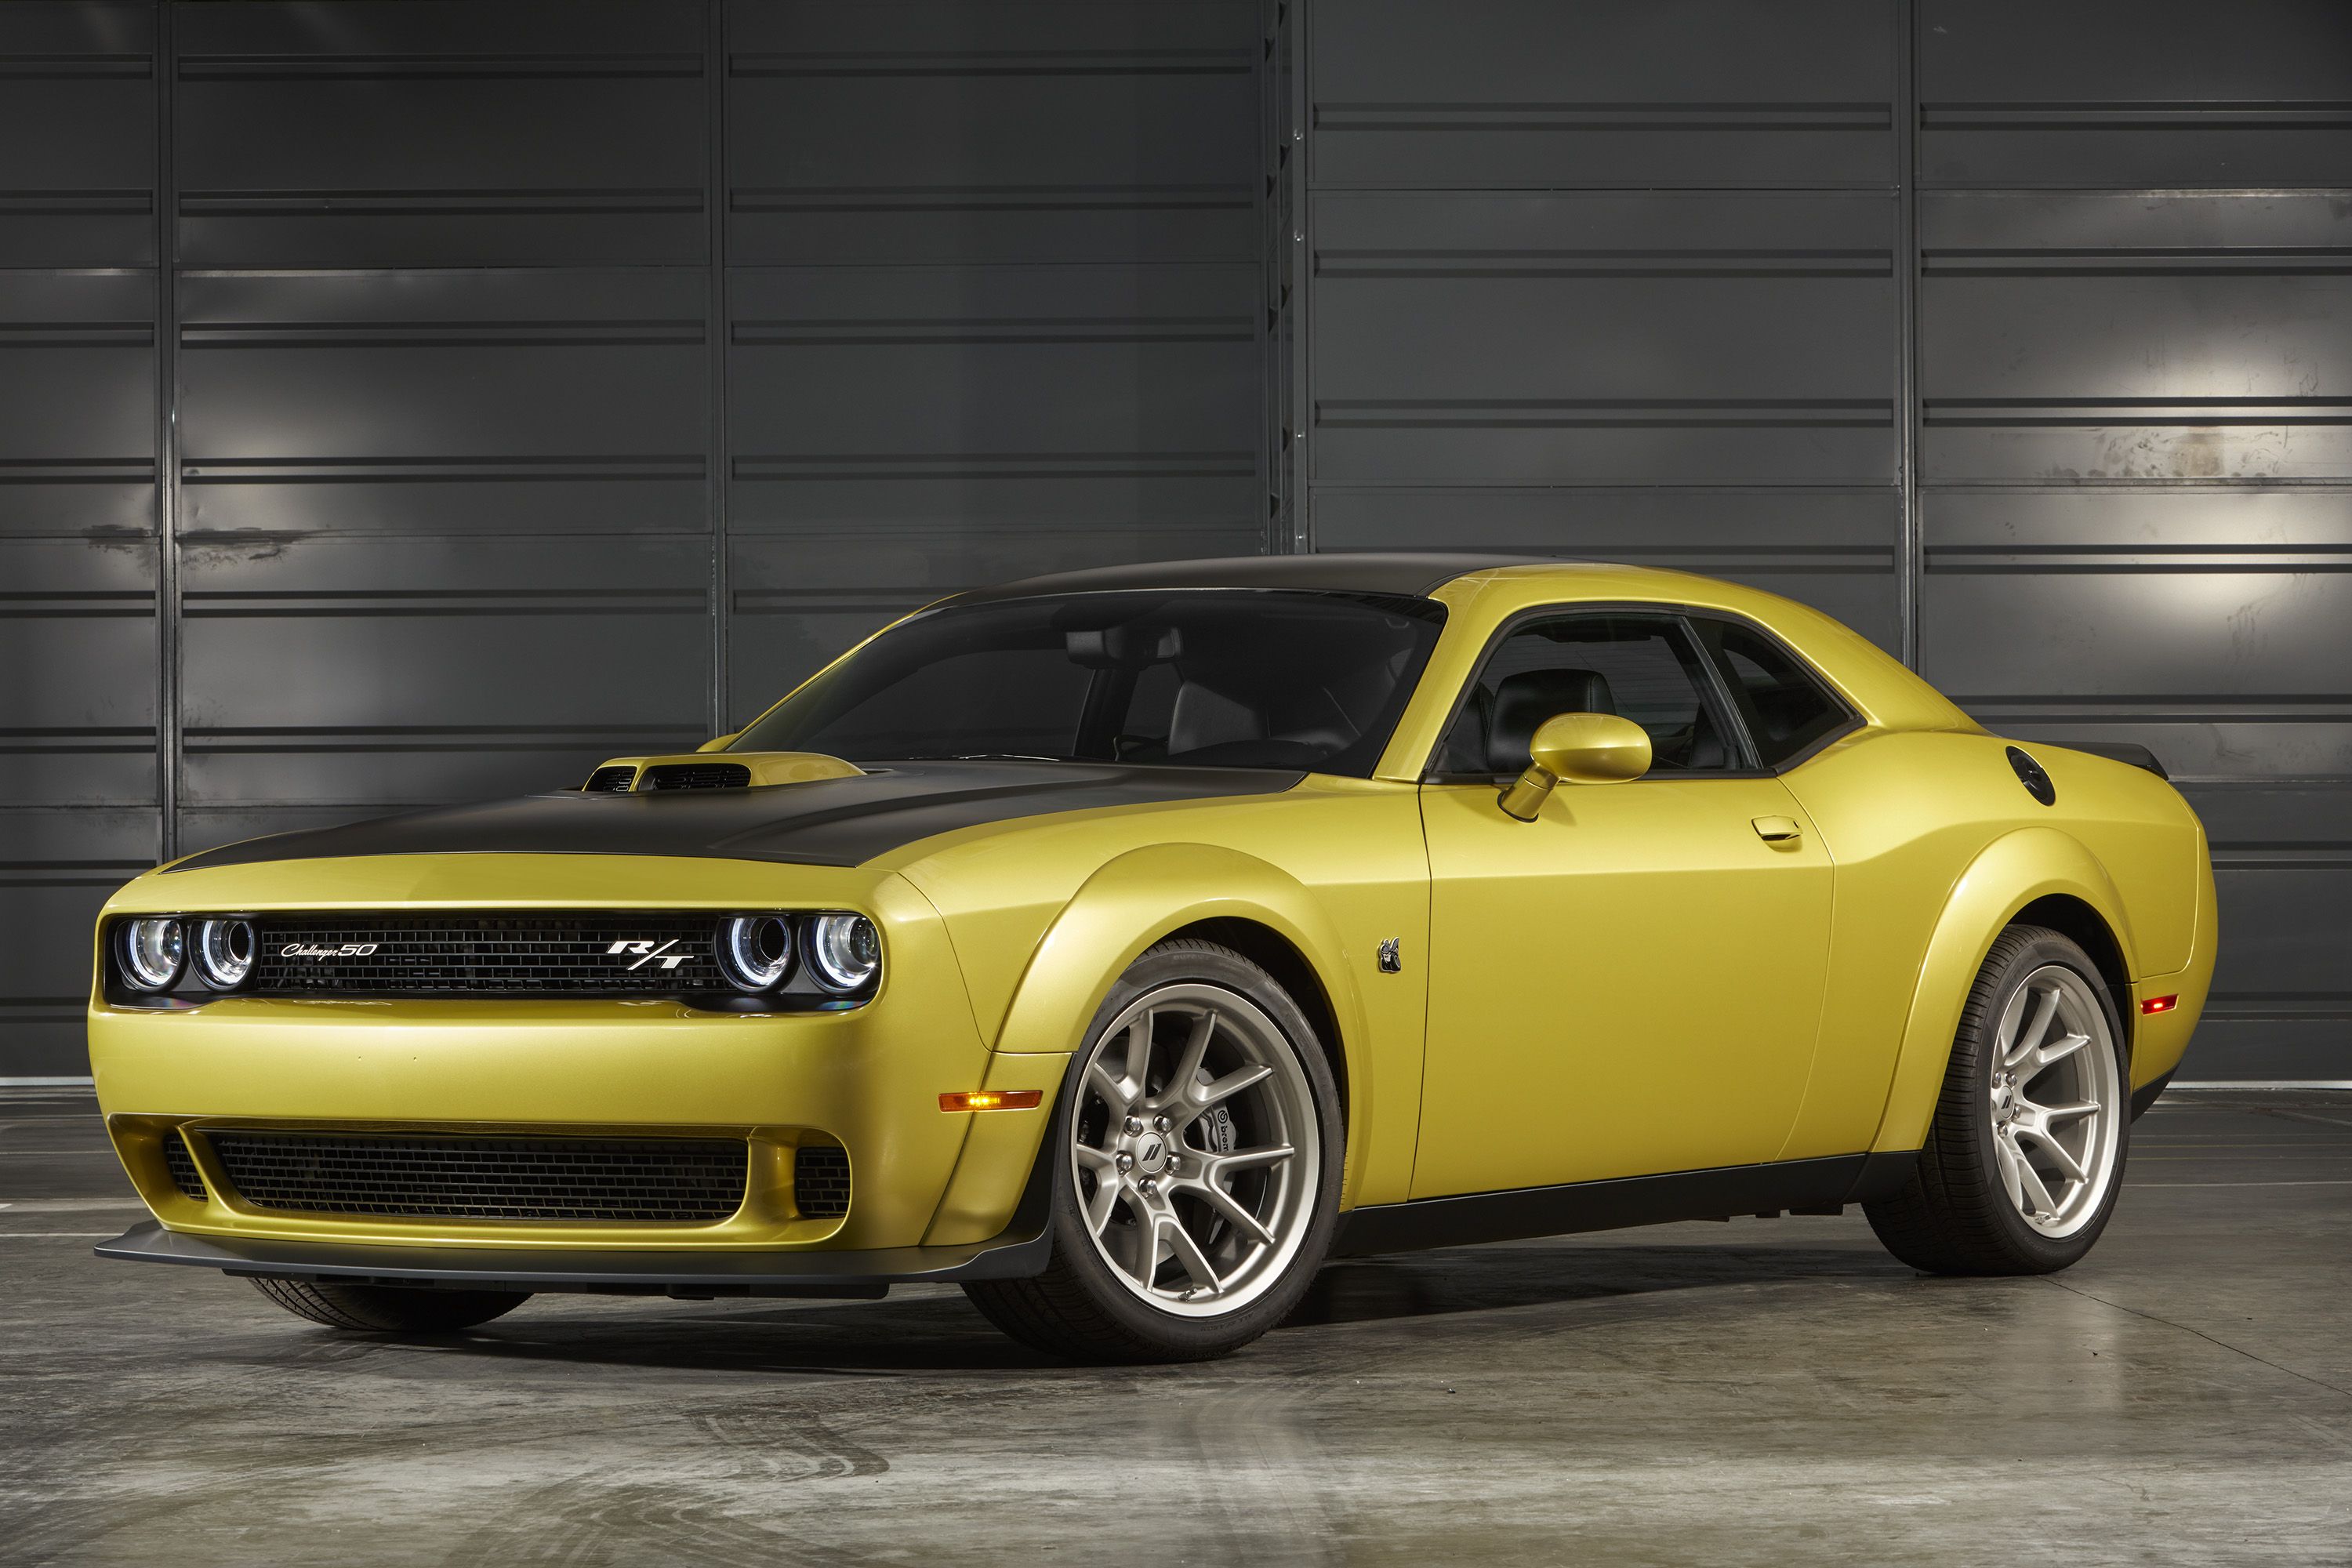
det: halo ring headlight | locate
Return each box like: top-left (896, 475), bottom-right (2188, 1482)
top-left (717, 914), bottom-right (795, 992)
top-left (118, 917), bottom-right (185, 992)
top-left (808, 913), bottom-right (882, 994)
top-left (193, 917), bottom-right (256, 990)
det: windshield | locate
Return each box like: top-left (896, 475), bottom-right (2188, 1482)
top-left (731, 590), bottom-right (1446, 775)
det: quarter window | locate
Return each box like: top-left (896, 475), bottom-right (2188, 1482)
top-left (1436, 614), bottom-right (1737, 776)
top-left (1692, 619), bottom-right (1849, 768)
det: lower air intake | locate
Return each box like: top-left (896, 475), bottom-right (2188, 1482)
top-left (205, 1132), bottom-right (750, 1223)
top-left (793, 1144), bottom-right (851, 1218)
top-left (163, 1131), bottom-right (207, 1200)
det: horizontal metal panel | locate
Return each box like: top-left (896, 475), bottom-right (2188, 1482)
top-left (1922, 194), bottom-right (2352, 482)
top-left (175, 0), bottom-right (706, 266)
top-left (0, 539), bottom-right (157, 808)
top-left (0, 2), bottom-right (155, 267)
top-left (1310, 0), bottom-right (1894, 191)
top-left (1311, 485), bottom-right (1900, 650)
top-left (0, 270), bottom-right (155, 536)
top-left (0, 807), bottom-right (154, 1077)
top-left (2181, 781), bottom-right (2352, 1077)
top-left (177, 270), bottom-right (708, 534)
top-left (1920, 0), bottom-right (2352, 189)
top-left (178, 535), bottom-right (710, 808)
top-left (1922, 488), bottom-right (2352, 713)
top-left (724, 521), bottom-right (1262, 720)
top-left (1310, 193), bottom-right (1899, 485)
top-left (724, 0), bottom-right (1256, 263)
top-left (728, 263), bottom-right (1259, 532)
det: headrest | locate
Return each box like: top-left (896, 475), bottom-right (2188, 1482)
top-left (1488, 668), bottom-right (1617, 772)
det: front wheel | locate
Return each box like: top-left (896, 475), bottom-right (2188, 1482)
top-left (1866, 924), bottom-right (2130, 1275)
top-left (964, 938), bottom-right (1343, 1362)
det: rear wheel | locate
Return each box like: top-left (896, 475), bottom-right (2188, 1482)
top-left (249, 1276), bottom-right (530, 1332)
top-left (1866, 924), bottom-right (2129, 1274)
top-left (964, 938), bottom-right (1342, 1363)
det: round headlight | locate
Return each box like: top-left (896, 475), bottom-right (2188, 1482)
top-left (118, 917), bottom-right (185, 991)
top-left (808, 913), bottom-right (881, 993)
top-left (192, 917), bottom-right (256, 990)
top-left (717, 913), bottom-right (794, 992)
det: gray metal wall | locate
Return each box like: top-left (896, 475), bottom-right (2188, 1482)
top-left (1287, 0), bottom-right (2352, 1083)
top-left (4, 0), bottom-right (2346, 1084)
top-left (0, 0), bottom-right (1269, 1077)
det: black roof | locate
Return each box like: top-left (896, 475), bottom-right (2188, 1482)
top-left (953, 552), bottom-right (1555, 604)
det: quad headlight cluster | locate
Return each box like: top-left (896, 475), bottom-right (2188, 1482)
top-left (107, 909), bottom-right (881, 1006)
top-left (715, 911), bottom-right (881, 998)
top-left (115, 916), bottom-right (257, 993)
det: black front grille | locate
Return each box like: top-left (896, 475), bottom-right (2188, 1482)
top-left (249, 912), bottom-right (725, 996)
top-left (640, 762), bottom-right (750, 791)
top-left (205, 1132), bottom-right (749, 1222)
top-left (793, 1144), bottom-right (851, 1218)
top-left (163, 1131), bottom-right (207, 1200)
top-left (583, 764), bottom-right (637, 793)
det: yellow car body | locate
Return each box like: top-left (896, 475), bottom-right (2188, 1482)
top-left (87, 557), bottom-right (2215, 1301)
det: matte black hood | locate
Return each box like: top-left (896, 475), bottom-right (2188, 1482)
top-left (165, 762), bottom-right (1305, 874)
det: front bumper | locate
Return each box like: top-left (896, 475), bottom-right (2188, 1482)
top-left (88, 855), bottom-right (1068, 1259)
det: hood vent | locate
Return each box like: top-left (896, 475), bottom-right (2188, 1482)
top-left (641, 762), bottom-right (752, 791)
top-left (576, 750), bottom-right (862, 793)
top-left (583, 764), bottom-right (637, 793)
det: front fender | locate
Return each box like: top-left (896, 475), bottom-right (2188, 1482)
top-left (1872, 827), bottom-right (2139, 1153)
top-left (999, 842), bottom-right (1369, 1085)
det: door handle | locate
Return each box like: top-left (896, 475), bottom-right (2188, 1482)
top-left (1751, 815), bottom-right (1802, 843)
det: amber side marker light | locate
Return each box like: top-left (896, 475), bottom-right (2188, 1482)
top-left (939, 1090), bottom-right (1044, 1113)
top-left (2141, 994), bottom-right (2180, 1015)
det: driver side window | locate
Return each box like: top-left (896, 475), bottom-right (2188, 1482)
top-left (1436, 613), bottom-right (1737, 777)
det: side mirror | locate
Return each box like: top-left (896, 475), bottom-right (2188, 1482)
top-left (696, 732), bottom-right (741, 754)
top-left (1498, 712), bottom-right (1652, 821)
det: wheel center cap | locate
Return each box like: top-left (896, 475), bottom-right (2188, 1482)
top-left (1134, 1133), bottom-right (1169, 1175)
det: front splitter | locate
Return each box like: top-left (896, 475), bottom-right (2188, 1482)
top-left (96, 1215), bottom-right (1050, 1299)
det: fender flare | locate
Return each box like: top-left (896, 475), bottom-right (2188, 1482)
top-left (989, 841), bottom-right (1374, 1202)
top-left (1871, 826), bottom-right (2140, 1153)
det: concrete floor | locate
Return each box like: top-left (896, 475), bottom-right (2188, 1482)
top-left (2, 1087), bottom-right (2348, 1566)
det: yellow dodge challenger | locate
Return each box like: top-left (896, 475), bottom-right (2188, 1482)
top-left (89, 556), bottom-right (2216, 1362)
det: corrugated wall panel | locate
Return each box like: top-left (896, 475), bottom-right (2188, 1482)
top-left (1915, 0), bottom-right (2352, 1080)
top-left (1301, 0), bottom-right (1907, 657)
top-left (0, 0), bottom-right (1268, 1079)
top-left (719, 0), bottom-right (1266, 722)
top-left (0, 5), bottom-right (159, 1077)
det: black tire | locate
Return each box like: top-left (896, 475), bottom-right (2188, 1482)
top-left (964, 938), bottom-right (1344, 1363)
top-left (1866, 924), bottom-right (2130, 1275)
top-left (249, 1276), bottom-right (530, 1333)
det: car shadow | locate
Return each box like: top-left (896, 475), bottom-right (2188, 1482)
top-left (1288, 1240), bottom-right (1905, 1327)
top-left (230, 1238), bottom-right (1907, 1377)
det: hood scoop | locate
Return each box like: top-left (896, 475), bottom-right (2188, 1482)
top-left (580, 750), bottom-right (863, 793)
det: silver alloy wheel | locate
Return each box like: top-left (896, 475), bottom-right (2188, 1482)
top-left (1988, 964), bottom-right (2122, 1239)
top-left (1069, 982), bottom-right (1320, 1317)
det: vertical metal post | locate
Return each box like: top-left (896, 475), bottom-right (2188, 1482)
top-left (1895, 0), bottom-right (1922, 670)
top-left (1288, 0), bottom-right (1312, 554)
top-left (706, 0), bottom-right (731, 734)
top-left (155, 1), bottom-right (180, 859)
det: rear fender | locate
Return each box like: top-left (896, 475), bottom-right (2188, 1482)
top-left (1872, 827), bottom-right (2139, 1153)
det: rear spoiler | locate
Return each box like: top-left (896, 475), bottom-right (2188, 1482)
top-left (2049, 740), bottom-right (2167, 780)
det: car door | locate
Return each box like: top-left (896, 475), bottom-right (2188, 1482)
top-left (1410, 610), bottom-right (1834, 1198)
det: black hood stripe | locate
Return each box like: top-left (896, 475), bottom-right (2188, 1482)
top-left (164, 762), bottom-right (1305, 874)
